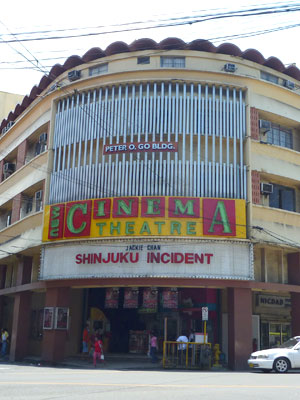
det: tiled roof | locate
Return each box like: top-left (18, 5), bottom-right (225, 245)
top-left (1, 37), bottom-right (299, 132)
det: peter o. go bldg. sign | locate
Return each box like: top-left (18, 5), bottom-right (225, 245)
top-left (42, 196), bottom-right (246, 241)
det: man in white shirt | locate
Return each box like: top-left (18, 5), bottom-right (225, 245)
top-left (176, 334), bottom-right (188, 350)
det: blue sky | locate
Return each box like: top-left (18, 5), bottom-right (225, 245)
top-left (1, 0), bottom-right (300, 95)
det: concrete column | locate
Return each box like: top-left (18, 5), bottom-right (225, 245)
top-left (288, 253), bottom-right (300, 336)
top-left (16, 256), bottom-right (32, 286)
top-left (42, 287), bottom-right (70, 363)
top-left (0, 159), bottom-right (3, 183)
top-left (0, 296), bottom-right (4, 327)
top-left (16, 139), bottom-right (27, 170)
top-left (250, 107), bottom-right (259, 140)
top-left (291, 293), bottom-right (300, 336)
top-left (228, 287), bottom-right (252, 370)
top-left (251, 171), bottom-right (261, 205)
top-left (9, 291), bottom-right (32, 361)
top-left (11, 194), bottom-right (22, 224)
top-left (0, 265), bottom-right (7, 289)
top-left (287, 252), bottom-right (300, 285)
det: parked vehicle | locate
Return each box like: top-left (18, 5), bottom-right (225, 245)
top-left (248, 336), bottom-right (300, 373)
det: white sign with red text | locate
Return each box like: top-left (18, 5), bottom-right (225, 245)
top-left (41, 241), bottom-right (253, 281)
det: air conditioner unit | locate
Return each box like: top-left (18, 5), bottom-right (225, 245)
top-left (35, 190), bottom-right (43, 200)
top-left (261, 183), bottom-right (273, 195)
top-left (284, 80), bottom-right (295, 90)
top-left (224, 63), bottom-right (237, 73)
top-left (68, 70), bottom-right (81, 82)
top-left (259, 119), bottom-right (271, 133)
top-left (3, 163), bottom-right (15, 173)
top-left (39, 133), bottom-right (47, 144)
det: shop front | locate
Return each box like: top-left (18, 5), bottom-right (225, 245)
top-left (84, 286), bottom-right (219, 354)
top-left (40, 239), bottom-right (253, 357)
top-left (38, 195), bottom-right (254, 367)
top-left (253, 293), bottom-right (291, 350)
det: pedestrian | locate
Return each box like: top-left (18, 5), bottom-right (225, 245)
top-left (150, 331), bottom-right (158, 363)
top-left (82, 324), bottom-right (90, 354)
top-left (176, 333), bottom-right (188, 350)
top-left (1, 328), bottom-right (9, 358)
top-left (176, 333), bottom-right (188, 364)
top-left (93, 335), bottom-right (104, 368)
top-left (188, 329), bottom-right (196, 361)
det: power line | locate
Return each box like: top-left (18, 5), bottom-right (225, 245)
top-left (1, 3), bottom-right (300, 44)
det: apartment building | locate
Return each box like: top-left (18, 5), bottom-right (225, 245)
top-left (0, 37), bottom-right (300, 370)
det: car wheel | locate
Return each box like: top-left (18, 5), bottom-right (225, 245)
top-left (261, 369), bottom-right (272, 373)
top-left (273, 357), bottom-right (290, 373)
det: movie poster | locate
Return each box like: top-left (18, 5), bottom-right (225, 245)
top-left (105, 287), bottom-right (119, 308)
top-left (162, 287), bottom-right (178, 309)
top-left (43, 307), bottom-right (54, 330)
top-left (123, 287), bottom-right (139, 308)
top-left (54, 307), bottom-right (69, 330)
top-left (140, 287), bottom-right (158, 312)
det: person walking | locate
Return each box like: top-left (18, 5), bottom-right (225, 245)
top-left (1, 328), bottom-right (9, 358)
top-left (150, 332), bottom-right (158, 363)
top-left (93, 335), bottom-right (104, 368)
top-left (82, 324), bottom-right (90, 354)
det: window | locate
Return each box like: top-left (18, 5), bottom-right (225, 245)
top-left (25, 197), bottom-right (33, 214)
top-left (269, 184), bottom-right (295, 212)
top-left (261, 71), bottom-right (279, 84)
top-left (89, 63), bottom-right (108, 76)
top-left (137, 56), bottom-right (150, 64)
top-left (267, 124), bottom-right (293, 149)
top-left (160, 56), bottom-right (185, 68)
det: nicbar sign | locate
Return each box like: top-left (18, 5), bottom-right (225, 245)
top-left (42, 196), bottom-right (246, 242)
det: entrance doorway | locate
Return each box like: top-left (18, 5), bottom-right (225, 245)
top-left (261, 322), bottom-right (291, 348)
top-left (84, 287), bottom-right (219, 354)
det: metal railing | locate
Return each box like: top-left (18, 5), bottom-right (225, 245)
top-left (163, 341), bottom-right (212, 369)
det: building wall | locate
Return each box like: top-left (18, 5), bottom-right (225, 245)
top-left (0, 91), bottom-right (24, 122)
top-left (1, 42), bottom-right (300, 367)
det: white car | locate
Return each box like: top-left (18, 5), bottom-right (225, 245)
top-left (248, 336), bottom-right (300, 373)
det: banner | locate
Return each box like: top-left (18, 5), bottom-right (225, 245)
top-left (105, 288), bottom-right (119, 309)
top-left (123, 287), bottom-right (139, 308)
top-left (162, 288), bottom-right (178, 309)
top-left (140, 287), bottom-right (158, 313)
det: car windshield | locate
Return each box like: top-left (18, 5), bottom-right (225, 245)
top-left (277, 338), bottom-right (300, 349)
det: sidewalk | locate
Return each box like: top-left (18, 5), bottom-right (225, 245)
top-left (21, 353), bottom-right (164, 370)
top-left (1, 353), bottom-right (227, 371)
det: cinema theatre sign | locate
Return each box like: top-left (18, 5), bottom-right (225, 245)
top-left (42, 197), bottom-right (246, 242)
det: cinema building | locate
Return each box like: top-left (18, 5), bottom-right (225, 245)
top-left (1, 38), bottom-right (300, 370)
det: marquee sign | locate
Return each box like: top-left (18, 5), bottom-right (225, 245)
top-left (42, 196), bottom-right (246, 242)
top-left (40, 241), bottom-right (253, 280)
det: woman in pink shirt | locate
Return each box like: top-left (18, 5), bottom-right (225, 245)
top-left (150, 332), bottom-right (158, 363)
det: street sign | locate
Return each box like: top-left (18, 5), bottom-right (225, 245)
top-left (202, 306), bottom-right (208, 321)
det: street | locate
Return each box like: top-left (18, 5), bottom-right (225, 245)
top-left (0, 364), bottom-right (300, 400)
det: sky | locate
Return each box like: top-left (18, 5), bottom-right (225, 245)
top-left (1, 0), bottom-right (300, 96)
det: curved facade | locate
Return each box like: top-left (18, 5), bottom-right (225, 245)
top-left (1, 38), bottom-right (300, 370)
